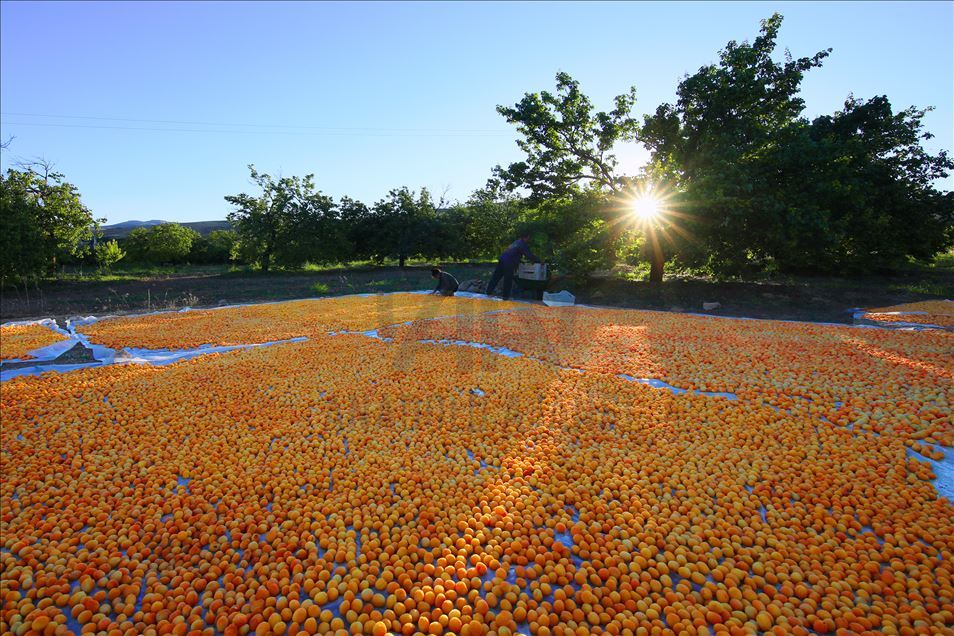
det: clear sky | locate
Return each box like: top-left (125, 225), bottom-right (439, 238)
top-left (1, 1), bottom-right (952, 224)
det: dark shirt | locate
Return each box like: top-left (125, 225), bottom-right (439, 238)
top-left (499, 239), bottom-right (539, 269)
top-left (434, 271), bottom-right (459, 293)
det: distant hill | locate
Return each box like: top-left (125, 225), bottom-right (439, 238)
top-left (102, 220), bottom-right (231, 238)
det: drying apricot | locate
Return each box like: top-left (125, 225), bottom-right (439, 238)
top-left (1, 294), bottom-right (951, 635)
top-left (0, 322), bottom-right (69, 361)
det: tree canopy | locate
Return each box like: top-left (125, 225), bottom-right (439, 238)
top-left (495, 72), bottom-right (640, 202)
top-left (125, 223), bottom-right (200, 264)
top-left (641, 13), bottom-right (952, 274)
top-left (0, 162), bottom-right (98, 282)
top-left (225, 166), bottom-right (345, 272)
top-left (364, 187), bottom-right (441, 268)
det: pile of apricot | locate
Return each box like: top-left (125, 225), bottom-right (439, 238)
top-left (2, 296), bottom-right (951, 635)
top-left (863, 301), bottom-right (954, 328)
top-left (381, 306), bottom-right (953, 445)
top-left (0, 324), bottom-right (69, 361)
top-left (78, 295), bottom-right (521, 351)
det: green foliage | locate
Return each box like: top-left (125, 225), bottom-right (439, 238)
top-left (124, 223), bottom-right (200, 264)
top-left (641, 13), bottom-right (953, 275)
top-left (311, 282), bottom-right (331, 295)
top-left (189, 229), bottom-right (238, 264)
top-left (338, 197), bottom-right (370, 262)
top-left (442, 181), bottom-right (522, 259)
top-left (94, 239), bottom-right (125, 271)
top-left (0, 174), bottom-right (48, 282)
top-left (490, 72), bottom-right (643, 278)
top-left (363, 187), bottom-right (443, 267)
top-left (0, 163), bottom-right (98, 281)
top-left (495, 72), bottom-right (639, 202)
top-left (521, 192), bottom-right (624, 278)
top-left (225, 166), bottom-right (346, 272)
top-left (792, 97), bottom-right (953, 271)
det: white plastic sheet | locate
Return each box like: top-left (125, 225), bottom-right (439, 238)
top-left (618, 373), bottom-right (737, 400)
top-left (2, 309), bottom-right (311, 382)
top-left (0, 318), bottom-right (75, 364)
top-left (906, 444), bottom-right (954, 502)
top-left (1, 315), bottom-right (106, 382)
top-left (542, 291), bottom-right (576, 307)
top-left (112, 338), bottom-right (309, 366)
top-left (849, 308), bottom-right (947, 330)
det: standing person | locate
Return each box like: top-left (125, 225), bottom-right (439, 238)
top-left (486, 233), bottom-right (540, 300)
top-left (430, 267), bottom-right (459, 296)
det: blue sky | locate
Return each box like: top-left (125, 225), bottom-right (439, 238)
top-left (1, 1), bottom-right (952, 224)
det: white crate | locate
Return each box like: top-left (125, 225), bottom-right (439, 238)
top-left (516, 263), bottom-right (548, 280)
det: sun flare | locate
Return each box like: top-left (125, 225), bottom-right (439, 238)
top-left (631, 195), bottom-right (661, 221)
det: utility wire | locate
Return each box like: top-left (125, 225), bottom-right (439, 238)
top-left (0, 111), bottom-right (511, 134)
top-left (0, 121), bottom-right (512, 138)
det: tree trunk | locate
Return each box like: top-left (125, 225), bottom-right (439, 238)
top-left (48, 230), bottom-right (57, 274)
top-left (650, 250), bottom-right (664, 284)
top-left (399, 254), bottom-right (406, 268)
top-left (647, 226), bottom-right (664, 284)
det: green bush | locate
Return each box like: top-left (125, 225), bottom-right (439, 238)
top-left (189, 229), bottom-right (238, 264)
top-left (521, 192), bottom-right (623, 279)
top-left (94, 239), bottom-right (125, 271)
top-left (124, 223), bottom-right (200, 264)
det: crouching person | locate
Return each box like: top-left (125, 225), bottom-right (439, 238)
top-left (430, 267), bottom-right (459, 296)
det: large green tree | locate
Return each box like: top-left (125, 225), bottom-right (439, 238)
top-left (493, 72), bottom-right (642, 279)
top-left (641, 13), bottom-right (832, 274)
top-left (0, 173), bottom-right (48, 282)
top-left (225, 166), bottom-right (343, 271)
top-left (788, 97), bottom-right (953, 271)
top-left (280, 185), bottom-right (348, 267)
top-left (495, 72), bottom-right (639, 202)
top-left (641, 13), bottom-right (952, 274)
top-left (0, 162), bottom-right (98, 281)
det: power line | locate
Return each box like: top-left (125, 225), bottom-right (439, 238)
top-left (0, 111), bottom-right (511, 134)
top-left (0, 121), bottom-right (514, 138)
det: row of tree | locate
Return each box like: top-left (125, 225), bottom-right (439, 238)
top-left (222, 169), bottom-right (633, 277)
top-left (223, 169), bottom-right (523, 273)
top-left (221, 13), bottom-right (952, 280)
top-left (2, 13), bottom-right (951, 286)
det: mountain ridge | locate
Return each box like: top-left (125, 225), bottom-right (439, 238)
top-left (101, 219), bottom-right (230, 238)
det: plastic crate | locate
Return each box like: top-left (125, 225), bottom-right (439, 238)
top-left (516, 263), bottom-right (548, 281)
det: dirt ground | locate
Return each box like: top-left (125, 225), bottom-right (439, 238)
top-left (0, 265), bottom-right (495, 322)
top-left (570, 275), bottom-right (951, 324)
top-left (2, 262), bottom-right (951, 325)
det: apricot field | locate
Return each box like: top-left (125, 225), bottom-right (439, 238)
top-left (77, 295), bottom-right (522, 350)
top-left (381, 307), bottom-right (952, 445)
top-left (862, 301), bottom-right (954, 329)
top-left (1, 295), bottom-right (952, 636)
top-left (1, 324), bottom-right (69, 362)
